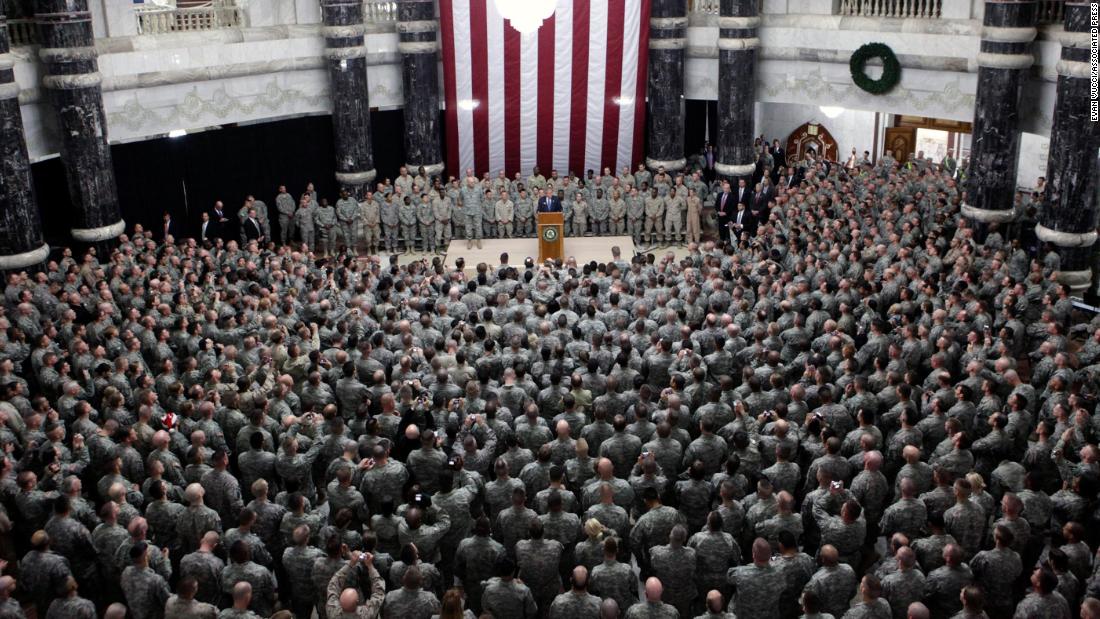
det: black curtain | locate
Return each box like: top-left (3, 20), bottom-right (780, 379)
top-left (684, 99), bottom-right (718, 161)
top-left (31, 110), bottom-right (411, 245)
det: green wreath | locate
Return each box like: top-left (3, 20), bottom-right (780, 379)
top-left (850, 42), bottom-right (901, 95)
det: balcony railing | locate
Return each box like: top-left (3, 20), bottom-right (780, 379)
top-left (689, 0), bottom-right (765, 14)
top-left (136, 2), bottom-right (243, 34)
top-left (838, 0), bottom-right (942, 18)
top-left (689, 0), bottom-right (720, 15)
top-left (5, 17), bottom-right (38, 46)
top-left (364, 0), bottom-right (398, 23)
top-left (1037, 0), bottom-right (1064, 25)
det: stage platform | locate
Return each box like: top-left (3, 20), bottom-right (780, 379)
top-left (441, 235), bottom-right (638, 268)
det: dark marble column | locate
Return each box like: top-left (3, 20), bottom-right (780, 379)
top-left (715, 0), bottom-right (758, 183)
top-left (0, 1), bottom-right (48, 271)
top-left (1037, 2), bottom-right (1100, 294)
top-left (646, 0), bottom-right (686, 172)
top-left (398, 0), bottom-right (442, 179)
top-left (35, 0), bottom-right (124, 252)
top-left (320, 0), bottom-right (376, 192)
top-left (961, 0), bottom-right (1036, 227)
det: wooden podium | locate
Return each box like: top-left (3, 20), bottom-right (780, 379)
top-left (538, 211), bottom-right (564, 263)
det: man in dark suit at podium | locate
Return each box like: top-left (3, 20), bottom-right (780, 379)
top-left (537, 188), bottom-right (562, 213)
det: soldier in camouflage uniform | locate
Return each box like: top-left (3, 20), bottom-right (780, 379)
top-left (549, 566), bottom-right (601, 619)
top-left (608, 190), bottom-right (627, 236)
top-left (179, 531), bottom-right (225, 606)
top-left (460, 178), bottom-right (483, 249)
top-left (177, 484), bottom-right (223, 554)
top-left (515, 189), bottom-right (534, 237)
top-left (625, 187), bottom-right (645, 243)
top-left (649, 525), bottom-right (696, 617)
top-left (727, 539), bottom-right (786, 619)
top-left (481, 189), bottom-right (498, 239)
top-left (572, 192), bottom-right (590, 237)
top-left (634, 162), bottom-right (651, 190)
top-left (295, 195), bottom-right (316, 252)
top-left (881, 547), bottom-right (925, 619)
top-left (482, 556), bottom-right (539, 619)
top-left (922, 544), bottom-right (973, 618)
top-left (398, 196), bottom-right (419, 253)
top-left (283, 524), bottom-right (325, 619)
top-left (629, 488), bottom-right (685, 576)
top-left (433, 191), bottom-right (453, 249)
top-left (590, 537), bottom-right (636, 612)
top-left (454, 517), bottom-right (504, 614)
top-left (803, 545), bottom-right (858, 618)
top-left (335, 190), bottom-right (360, 256)
top-left (970, 525), bottom-right (1023, 618)
top-left (417, 194), bottom-right (436, 254)
top-left (643, 188), bottom-right (664, 245)
top-left (325, 552), bottom-right (386, 619)
top-left (276, 185), bottom-right (296, 244)
top-left (49, 577), bottom-right (103, 619)
top-left (664, 189), bottom-right (685, 245)
top-left (120, 542), bottom-right (171, 619)
top-left (382, 565), bottom-right (441, 618)
top-left (689, 511), bottom-right (739, 605)
top-left (21, 531), bottom-right (74, 618)
top-left (1014, 568), bottom-right (1072, 619)
top-left (358, 192), bottom-right (381, 255)
top-left (516, 520), bottom-right (564, 613)
top-left (220, 541), bottom-right (278, 617)
top-left (496, 191), bottom-right (515, 239)
top-left (591, 188), bottom-right (610, 236)
top-left (381, 196), bottom-right (401, 254)
top-left (625, 578), bottom-right (679, 619)
top-left (314, 198), bottom-right (338, 257)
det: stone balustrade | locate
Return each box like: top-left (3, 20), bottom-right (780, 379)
top-left (136, 2), bottom-right (243, 34)
top-left (837, 0), bottom-right (942, 19)
top-left (689, 0), bottom-right (721, 15)
top-left (363, 0), bottom-right (398, 22)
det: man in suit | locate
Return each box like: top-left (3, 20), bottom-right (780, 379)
top-left (771, 139), bottom-right (786, 170)
top-left (751, 183), bottom-right (767, 218)
top-left (730, 201), bottom-right (757, 241)
top-left (761, 178), bottom-right (776, 204)
top-left (210, 201), bottom-right (231, 240)
top-left (702, 143), bottom-right (717, 183)
top-left (242, 208), bottom-right (264, 243)
top-left (537, 188), bottom-right (562, 213)
top-left (161, 212), bottom-right (179, 241)
top-left (199, 211), bottom-right (214, 245)
top-left (735, 178), bottom-right (751, 208)
top-left (714, 180), bottom-right (733, 244)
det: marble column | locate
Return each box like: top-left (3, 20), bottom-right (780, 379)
top-left (715, 0), bottom-right (758, 182)
top-left (36, 0), bottom-right (124, 252)
top-left (1036, 3), bottom-right (1100, 294)
top-left (320, 0), bottom-right (376, 192)
top-left (0, 2), bottom-right (48, 271)
top-left (646, 0), bottom-right (686, 172)
top-left (961, 0), bottom-right (1036, 226)
top-left (398, 0), bottom-right (442, 179)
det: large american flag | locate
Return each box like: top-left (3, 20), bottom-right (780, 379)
top-left (439, 0), bottom-right (651, 178)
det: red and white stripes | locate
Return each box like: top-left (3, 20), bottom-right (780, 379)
top-left (439, 0), bottom-right (651, 178)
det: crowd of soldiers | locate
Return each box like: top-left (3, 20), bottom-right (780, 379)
top-left (261, 164), bottom-right (712, 256)
top-left (0, 148), bottom-right (1098, 619)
